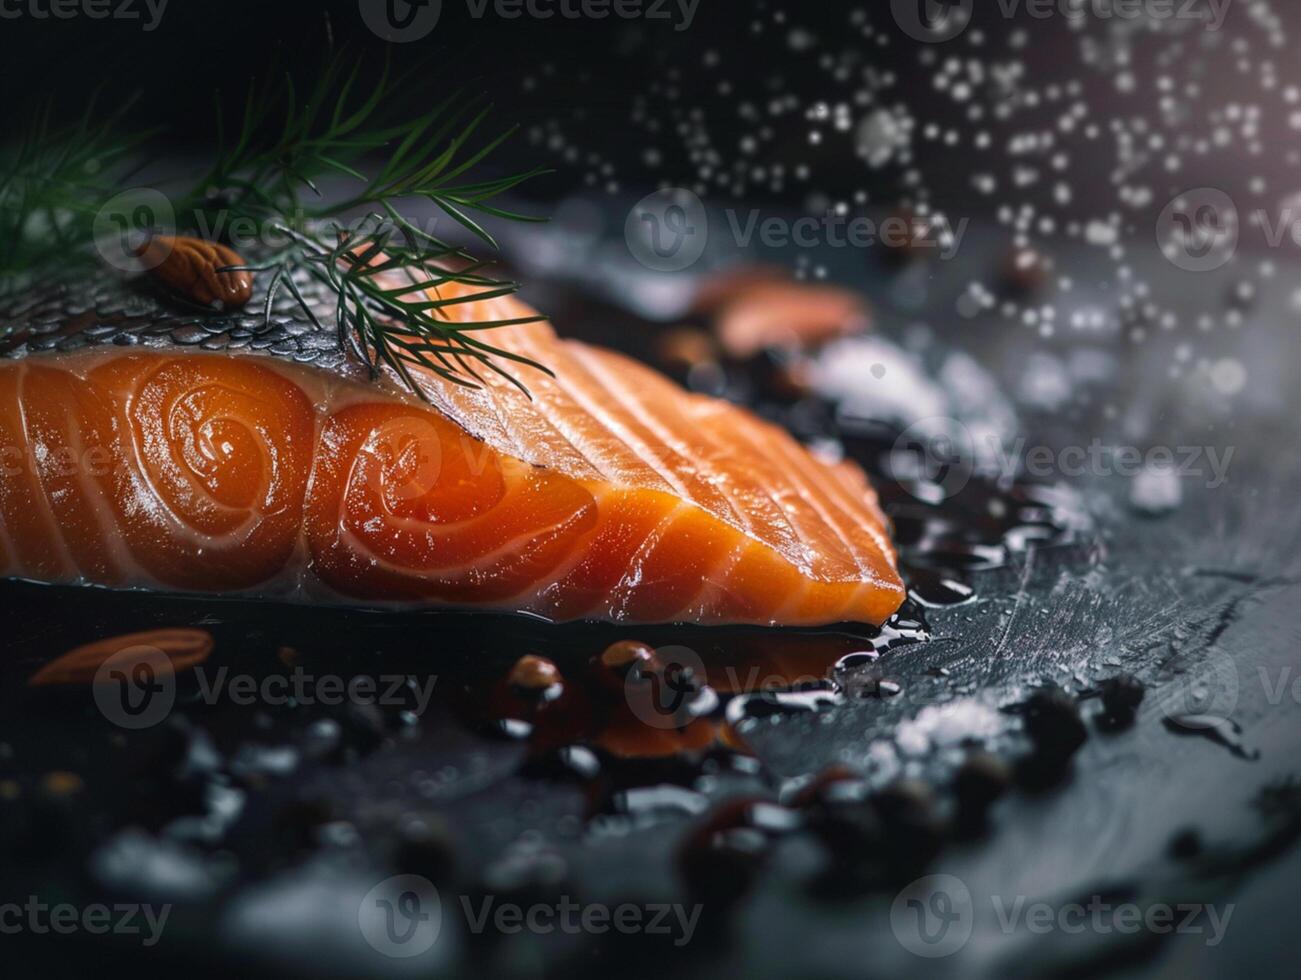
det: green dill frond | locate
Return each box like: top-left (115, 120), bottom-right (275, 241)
top-left (180, 54), bottom-right (551, 396)
top-left (0, 54), bottom-right (551, 396)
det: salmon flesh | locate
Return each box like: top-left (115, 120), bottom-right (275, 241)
top-left (0, 269), bottom-right (905, 626)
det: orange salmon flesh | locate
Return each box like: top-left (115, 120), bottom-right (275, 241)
top-left (0, 282), bottom-right (905, 626)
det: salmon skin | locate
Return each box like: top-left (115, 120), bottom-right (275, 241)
top-left (0, 270), bottom-right (905, 626)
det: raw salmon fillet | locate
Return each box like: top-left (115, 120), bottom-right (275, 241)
top-left (0, 278), bottom-right (904, 626)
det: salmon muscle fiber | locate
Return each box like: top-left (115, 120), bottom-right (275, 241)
top-left (0, 277), bottom-right (905, 627)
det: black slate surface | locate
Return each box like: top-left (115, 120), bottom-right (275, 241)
top-left (0, 213), bottom-right (1298, 980)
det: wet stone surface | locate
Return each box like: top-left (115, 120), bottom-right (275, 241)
top-left (0, 231), bottom-right (1299, 978)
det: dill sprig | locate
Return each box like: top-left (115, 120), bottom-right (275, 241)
top-left (0, 56), bottom-right (551, 396)
top-left (232, 215), bottom-right (551, 396)
top-left (176, 57), bottom-right (553, 398)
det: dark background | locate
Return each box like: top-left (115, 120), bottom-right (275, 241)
top-left (3, 3), bottom-right (1301, 979)
top-left (6, 0), bottom-right (1298, 223)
